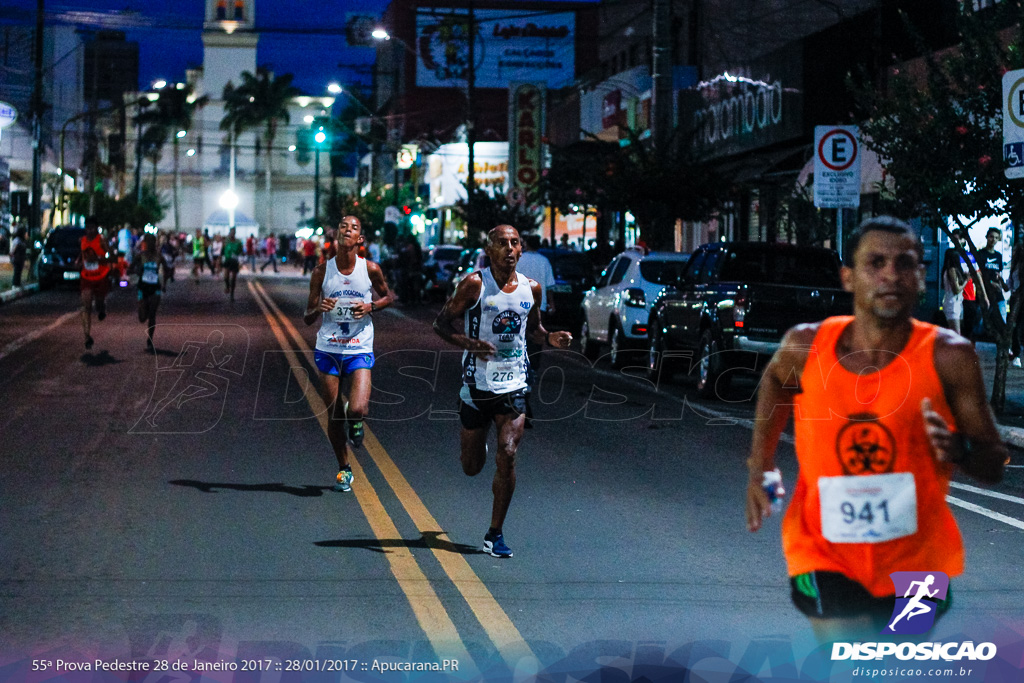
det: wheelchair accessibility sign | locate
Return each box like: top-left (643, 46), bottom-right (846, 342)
top-left (1003, 69), bottom-right (1024, 179)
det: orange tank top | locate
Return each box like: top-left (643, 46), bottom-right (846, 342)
top-left (80, 234), bottom-right (111, 281)
top-left (782, 316), bottom-right (963, 597)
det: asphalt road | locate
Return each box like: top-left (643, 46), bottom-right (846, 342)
top-left (2, 271), bottom-right (1024, 682)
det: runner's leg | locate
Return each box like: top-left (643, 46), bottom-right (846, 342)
top-left (320, 372), bottom-right (349, 471)
top-left (81, 286), bottom-right (94, 344)
top-left (490, 411), bottom-right (525, 531)
top-left (460, 425), bottom-right (489, 476)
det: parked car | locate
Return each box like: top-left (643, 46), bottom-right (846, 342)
top-left (422, 244), bottom-right (465, 300)
top-left (36, 226), bottom-right (86, 288)
top-left (647, 241), bottom-right (852, 397)
top-left (538, 248), bottom-right (594, 331)
top-left (579, 248), bottom-right (690, 366)
top-left (446, 248), bottom-right (489, 297)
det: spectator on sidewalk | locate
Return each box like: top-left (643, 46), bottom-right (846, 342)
top-left (10, 227), bottom-right (27, 288)
top-left (942, 244), bottom-right (967, 335)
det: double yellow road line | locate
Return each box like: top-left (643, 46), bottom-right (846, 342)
top-left (248, 280), bottom-right (535, 674)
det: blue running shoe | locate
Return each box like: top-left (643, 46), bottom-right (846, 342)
top-left (333, 469), bottom-right (354, 492)
top-left (483, 531), bottom-right (513, 558)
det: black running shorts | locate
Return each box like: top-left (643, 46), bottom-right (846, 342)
top-left (791, 571), bottom-right (953, 622)
top-left (459, 387), bottom-right (528, 430)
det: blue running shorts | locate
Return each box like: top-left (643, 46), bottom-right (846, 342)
top-left (314, 350), bottom-right (375, 376)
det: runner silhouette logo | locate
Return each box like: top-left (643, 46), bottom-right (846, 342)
top-left (882, 571), bottom-right (949, 635)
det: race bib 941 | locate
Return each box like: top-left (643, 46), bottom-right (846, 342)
top-left (818, 473), bottom-right (917, 543)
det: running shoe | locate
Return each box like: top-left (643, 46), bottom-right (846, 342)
top-left (348, 420), bottom-right (364, 448)
top-left (483, 531), bottom-right (513, 558)
top-left (85, 335), bottom-right (94, 350)
top-left (96, 301), bottom-right (106, 321)
top-left (333, 468), bottom-right (354, 492)
top-left (146, 338), bottom-right (155, 353)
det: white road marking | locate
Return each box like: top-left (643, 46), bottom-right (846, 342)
top-left (949, 481), bottom-right (1024, 505)
top-left (0, 311), bottom-right (78, 363)
top-left (946, 496), bottom-right (1024, 530)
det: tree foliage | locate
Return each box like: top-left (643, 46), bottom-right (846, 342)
top-left (454, 187), bottom-right (542, 246)
top-left (851, 0), bottom-right (1024, 411)
top-left (542, 129), bottom-right (729, 250)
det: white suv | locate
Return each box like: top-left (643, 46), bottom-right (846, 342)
top-left (580, 249), bottom-right (690, 366)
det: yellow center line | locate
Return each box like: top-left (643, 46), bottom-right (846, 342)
top-left (251, 280), bottom-right (536, 669)
top-left (247, 281), bottom-right (476, 672)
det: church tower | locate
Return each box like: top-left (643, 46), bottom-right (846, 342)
top-left (201, 0), bottom-right (258, 99)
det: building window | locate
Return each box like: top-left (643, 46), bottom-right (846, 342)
top-left (216, 0), bottom-right (227, 20)
top-left (234, 0), bottom-right (244, 20)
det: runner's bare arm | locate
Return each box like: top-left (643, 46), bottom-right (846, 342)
top-left (928, 330), bottom-right (1008, 484)
top-left (302, 264), bottom-right (334, 325)
top-left (746, 324), bottom-right (817, 532)
top-left (433, 273), bottom-right (495, 359)
top-left (525, 279), bottom-right (571, 348)
top-left (351, 261), bottom-right (394, 319)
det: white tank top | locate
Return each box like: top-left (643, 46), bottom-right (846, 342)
top-left (315, 256), bottom-right (375, 355)
top-left (462, 268), bottom-right (533, 394)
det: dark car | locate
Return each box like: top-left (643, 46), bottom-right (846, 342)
top-left (446, 248), bottom-right (489, 297)
top-left (422, 244), bottom-right (465, 300)
top-left (647, 241), bottom-right (851, 397)
top-left (538, 248), bottom-right (595, 331)
top-left (36, 226), bottom-right (86, 288)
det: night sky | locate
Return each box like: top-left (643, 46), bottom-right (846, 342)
top-left (0, 0), bottom-right (389, 94)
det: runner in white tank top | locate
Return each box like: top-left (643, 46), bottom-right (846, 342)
top-left (433, 225), bottom-right (573, 558)
top-left (303, 216), bottom-right (394, 493)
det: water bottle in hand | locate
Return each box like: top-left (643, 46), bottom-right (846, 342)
top-left (762, 469), bottom-right (785, 514)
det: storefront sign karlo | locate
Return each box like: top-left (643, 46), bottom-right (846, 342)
top-left (813, 125), bottom-right (861, 209)
top-left (509, 83), bottom-right (544, 199)
top-left (1003, 68), bottom-right (1024, 180)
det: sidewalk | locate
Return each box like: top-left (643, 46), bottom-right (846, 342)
top-left (974, 341), bottom-right (1024, 447)
top-left (0, 255), bottom-right (37, 304)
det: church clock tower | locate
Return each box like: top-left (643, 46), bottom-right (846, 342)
top-left (201, 0), bottom-right (258, 98)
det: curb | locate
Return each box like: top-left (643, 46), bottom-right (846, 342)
top-left (997, 424), bottom-right (1024, 449)
top-left (0, 283), bottom-right (39, 304)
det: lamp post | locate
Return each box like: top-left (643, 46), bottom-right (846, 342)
top-left (313, 127), bottom-right (326, 233)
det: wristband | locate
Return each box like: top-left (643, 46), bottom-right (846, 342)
top-left (545, 331), bottom-right (552, 346)
top-left (371, 301), bottom-right (376, 312)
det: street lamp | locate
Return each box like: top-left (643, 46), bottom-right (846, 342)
top-left (220, 188), bottom-right (239, 234)
top-left (313, 127), bottom-right (327, 234)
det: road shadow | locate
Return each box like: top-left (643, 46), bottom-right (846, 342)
top-left (80, 350), bottom-right (122, 367)
top-left (148, 347), bottom-right (180, 358)
top-left (169, 479), bottom-right (331, 497)
top-left (315, 531), bottom-right (482, 555)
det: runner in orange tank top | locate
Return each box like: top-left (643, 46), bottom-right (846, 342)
top-left (78, 215), bottom-right (113, 350)
top-left (745, 216), bottom-right (1008, 642)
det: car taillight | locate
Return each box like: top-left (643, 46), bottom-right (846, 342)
top-left (624, 288), bottom-right (646, 308)
top-left (734, 294), bottom-right (747, 328)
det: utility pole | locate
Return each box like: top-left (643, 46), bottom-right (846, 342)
top-left (30, 0), bottom-right (44, 237)
top-left (465, 0), bottom-right (477, 216)
top-left (651, 0), bottom-right (672, 158)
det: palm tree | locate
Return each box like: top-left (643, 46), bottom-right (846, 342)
top-left (224, 68), bottom-right (302, 233)
top-left (136, 84), bottom-right (209, 233)
top-left (139, 124), bottom-right (168, 193)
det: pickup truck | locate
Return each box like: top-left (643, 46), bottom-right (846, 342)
top-left (646, 241), bottom-right (852, 397)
